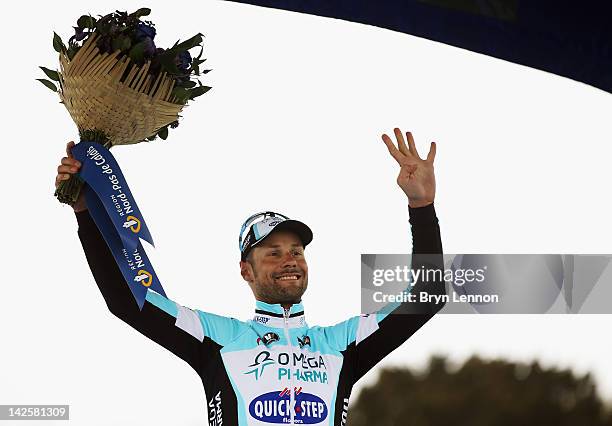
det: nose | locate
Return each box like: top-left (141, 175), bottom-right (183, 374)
top-left (281, 251), bottom-right (298, 267)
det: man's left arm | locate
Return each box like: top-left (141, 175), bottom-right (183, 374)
top-left (351, 201), bottom-right (445, 381)
top-left (353, 128), bottom-right (445, 381)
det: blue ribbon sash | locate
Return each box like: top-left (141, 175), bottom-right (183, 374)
top-left (72, 141), bottom-right (167, 309)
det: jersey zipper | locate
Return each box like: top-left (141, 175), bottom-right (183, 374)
top-left (283, 307), bottom-right (295, 425)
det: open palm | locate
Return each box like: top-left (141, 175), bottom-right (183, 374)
top-left (382, 128), bottom-right (436, 208)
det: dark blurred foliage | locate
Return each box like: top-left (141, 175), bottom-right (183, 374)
top-left (349, 355), bottom-right (612, 426)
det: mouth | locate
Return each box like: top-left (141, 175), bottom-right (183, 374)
top-left (274, 273), bottom-right (301, 282)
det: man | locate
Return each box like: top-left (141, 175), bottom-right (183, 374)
top-left (56, 128), bottom-right (445, 425)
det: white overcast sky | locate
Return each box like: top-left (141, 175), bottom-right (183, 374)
top-left (1, 0), bottom-right (612, 424)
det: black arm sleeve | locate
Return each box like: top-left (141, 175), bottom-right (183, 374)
top-left (76, 210), bottom-right (208, 373)
top-left (353, 202), bottom-right (445, 380)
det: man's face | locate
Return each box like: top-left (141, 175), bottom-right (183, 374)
top-left (240, 230), bottom-right (308, 305)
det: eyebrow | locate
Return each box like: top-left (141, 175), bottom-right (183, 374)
top-left (263, 244), bottom-right (303, 248)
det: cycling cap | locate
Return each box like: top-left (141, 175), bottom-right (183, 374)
top-left (239, 211), bottom-right (313, 261)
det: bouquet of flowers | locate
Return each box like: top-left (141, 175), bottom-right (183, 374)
top-left (38, 8), bottom-right (211, 205)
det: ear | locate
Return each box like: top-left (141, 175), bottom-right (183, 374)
top-left (240, 260), bottom-right (254, 283)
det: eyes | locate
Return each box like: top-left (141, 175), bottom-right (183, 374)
top-left (267, 248), bottom-right (304, 258)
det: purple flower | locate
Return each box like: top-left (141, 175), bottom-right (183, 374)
top-left (135, 22), bottom-right (156, 41)
top-left (142, 37), bottom-right (156, 57)
top-left (176, 50), bottom-right (192, 72)
top-left (73, 27), bottom-right (87, 41)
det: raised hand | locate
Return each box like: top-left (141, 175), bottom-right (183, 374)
top-left (381, 128), bottom-right (436, 208)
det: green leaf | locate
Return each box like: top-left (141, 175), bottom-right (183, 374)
top-left (112, 35), bottom-right (131, 52)
top-left (158, 127), bottom-right (168, 140)
top-left (171, 87), bottom-right (190, 103)
top-left (177, 80), bottom-right (197, 89)
top-left (37, 78), bottom-right (58, 92)
top-left (190, 58), bottom-right (207, 75)
top-left (175, 33), bottom-right (203, 51)
top-left (188, 85), bottom-right (211, 100)
top-left (171, 87), bottom-right (189, 96)
top-left (164, 33), bottom-right (203, 56)
top-left (77, 15), bottom-right (96, 29)
top-left (128, 40), bottom-right (146, 63)
top-left (53, 32), bottom-right (66, 53)
top-left (159, 54), bottom-right (180, 75)
top-left (40, 66), bottom-right (60, 81)
top-left (195, 46), bottom-right (204, 60)
top-left (201, 69), bottom-right (212, 74)
top-left (130, 8), bottom-right (151, 17)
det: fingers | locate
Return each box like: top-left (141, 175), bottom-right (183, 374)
top-left (61, 156), bottom-right (81, 167)
top-left (56, 164), bottom-right (80, 188)
top-left (55, 168), bottom-right (73, 187)
top-left (59, 157), bottom-right (81, 171)
top-left (405, 131), bottom-right (423, 160)
top-left (66, 141), bottom-right (75, 158)
top-left (55, 173), bottom-right (70, 187)
top-left (426, 141), bottom-right (437, 163)
top-left (393, 128), bottom-right (410, 157)
top-left (57, 164), bottom-right (79, 174)
top-left (381, 133), bottom-right (404, 165)
top-left (383, 129), bottom-right (437, 165)
top-left (55, 152), bottom-right (81, 188)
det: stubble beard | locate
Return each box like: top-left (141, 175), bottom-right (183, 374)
top-left (255, 274), bottom-right (308, 305)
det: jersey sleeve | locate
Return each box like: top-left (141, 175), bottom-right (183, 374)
top-left (75, 210), bottom-right (244, 374)
top-left (322, 203), bottom-right (446, 383)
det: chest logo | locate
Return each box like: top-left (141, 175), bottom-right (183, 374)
top-left (297, 335), bottom-right (311, 348)
top-left (257, 332), bottom-right (280, 346)
top-left (249, 390), bottom-right (328, 423)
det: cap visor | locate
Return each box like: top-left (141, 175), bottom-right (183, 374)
top-left (266, 220), bottom-right (313, 247)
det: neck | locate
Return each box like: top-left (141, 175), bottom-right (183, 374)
top-left (256, 298), bottom-right (300, 309)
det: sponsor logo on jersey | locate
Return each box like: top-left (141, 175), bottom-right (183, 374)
top-left (254, 315), bottom-right (270, 325)
top-left (244, 350), bottom-right (328, 383)
top-left (278, 367), bottom-right (328, 384)
top-left (261, 332), bottom-right (280, 345)
top-left (123, 215), bottom-right (141, 233)
top-left (249, 390), bottom-right (328, 424)
top-left (341, 397), bottom-right (349, 425)
top-left (208, 391), bottom-right (223, 426)
top-left (244, 350), bottom-right (275, 380)
top-left (298, 335), bottom-right (311, 348)
top-left (134, 269), bottom-right (153, 287)
top-left (279, 386), bottom-right (302, 397)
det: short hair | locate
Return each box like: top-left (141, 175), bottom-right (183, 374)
top-left (245, 249), bottom-right (256, 271)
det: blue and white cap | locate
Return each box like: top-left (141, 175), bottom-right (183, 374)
top-left (239, 211), bottom-right (313, 261)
